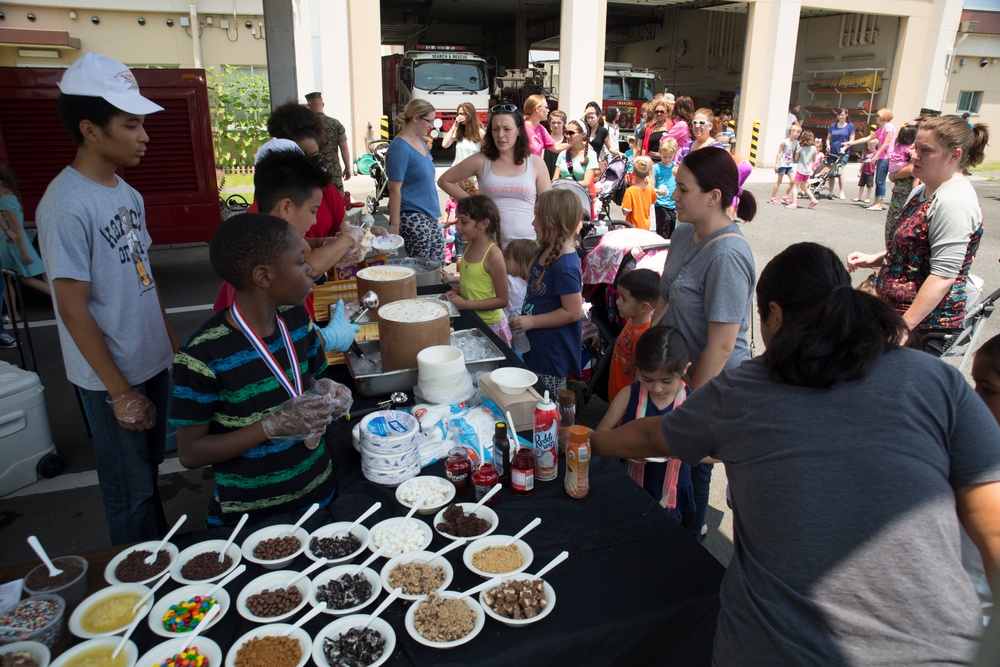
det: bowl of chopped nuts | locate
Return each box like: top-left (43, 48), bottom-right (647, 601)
top-left (313, 615), bottom-right (395, 667)
top-left (462, 535), bottom-right (533, 579)
top-left (395, 476), bottom-right (455, 516)
top-left (309, 565), bottom-right (380, 616)
top-left (236, 570), bottom-right (312, 624)
top-left (379, 552), bottom-right (454, 602)
top-left (404, 591), bottom-right (485, 649)
top-left (480, 577), bottom-right (556, 627)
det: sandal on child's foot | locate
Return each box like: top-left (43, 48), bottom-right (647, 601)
top-left (785, 204), bottom-right (797, 209)
top-left (808, 201), bottom-right (818, 209)
top-left (769, 197), bottom-right (778, 204)
top-left (781, 197), bottom-right (792, 204)
top-left (851, 197), bottom-right (861, 202)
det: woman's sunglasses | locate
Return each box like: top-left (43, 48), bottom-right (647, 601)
top-left (691, 120), bottom-right (712, 127)
top-left (491, 104), bottom-right (519, 113)
top-left (564, 130), bottom-right (577, 137)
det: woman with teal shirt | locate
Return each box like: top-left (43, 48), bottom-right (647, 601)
top-left (0, 165), bottom-right (50, 321)
top-left (553, 120), bottom-right (599, 188)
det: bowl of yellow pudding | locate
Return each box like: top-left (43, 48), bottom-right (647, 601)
top-left (50, 637), bottom-right (138, 667)
top-left (68, 584), bottom-right (151, 639)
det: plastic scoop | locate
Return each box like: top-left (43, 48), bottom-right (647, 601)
top-left (283, 601), bottom-right (327, 636)
top-left (204, 563), bottom-right (246, 599)
top-left (361, 587), bottom-right (402, 630)
top-left (26, 535), bottom-right (62, 577)
top-left (527, 550), bottom-right (569, 580)
top-left (457, 576), bottom-right (505, 599)
top-left (111, 604), bottom-right (148, 659)
top-left (145, 514), bottom-right (187, 564)
top-left (404, 490), bottom-right (430, 520)
top-left (179, 602), bottom-right (220, 651)
top-left (132, 570), bottom-right (171, 613)
top-left (342, 544), bottom-right (387, 581)
top-left (504, 517), bottom-right (541, 547)
top-left (279, 558), bottom-right (326, 591)
top-left (219, 513), bottom-right (248, 563)
top-left (416, 538), bottom-right (467, 564)
top-left (332, 501), bottom-right (382, 538)
top-left (281, 502), bottom-right (320, 538)
top-left (467, 484), bottom-right (501, 515)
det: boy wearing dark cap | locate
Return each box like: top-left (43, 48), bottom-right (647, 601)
top-left (35, 53), bottom-right (176, 544)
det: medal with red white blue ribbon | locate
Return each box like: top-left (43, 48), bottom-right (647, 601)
top-left (230, 305), bottom-right (302, 398)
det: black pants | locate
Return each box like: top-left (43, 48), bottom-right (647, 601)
top-left (654, 206), bottom-right (677, 239)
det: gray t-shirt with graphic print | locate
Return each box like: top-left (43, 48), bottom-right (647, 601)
top-left (36, 167), bottom-right (173, 391)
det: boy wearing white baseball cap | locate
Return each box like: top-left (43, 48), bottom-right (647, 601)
top-left (36, 52), bottom-right (177, 545)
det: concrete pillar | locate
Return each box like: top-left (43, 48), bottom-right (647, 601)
top-left (890, 0), bottom-right (962, 117)
top-left (345, 0), bottom-right (383, 158)
top-left (559, 0), bottom-right (607, 120)
top-left (262, 1), bottom-right (298, 109)
top-left (734, 0), bottom-right (801, 167)
top-left (515, 15), bottom-right (529, 69)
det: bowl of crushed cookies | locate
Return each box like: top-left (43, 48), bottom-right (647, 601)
top-left (404, 591), bottom-right (485, 649)
top-left (379, 552), bottom-right (453, 602)
top-left (462, 535), bottom-right (533, 579)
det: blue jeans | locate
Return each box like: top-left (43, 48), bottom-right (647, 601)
top-left (687, 462), bottom-right (714, 543)
top-left (874, 158), bottom-right (889, 200)
top-left (78, 369), bottom-right (170, 545)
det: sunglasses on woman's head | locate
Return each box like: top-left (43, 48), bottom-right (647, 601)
top-left (491, 104), bottom-right (519, 113)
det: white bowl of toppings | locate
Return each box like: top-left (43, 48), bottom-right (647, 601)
top-left (309, 565), bottom-right (380, 616)
top-left (372, 234), bottom-right (405, 254)
top-left (395, 476), bottom-right (456, 516)
top-left (368, 517), bottom-right (433, 557)
top-left (136, 637), bottom-right (222, 667)
top-left (225, 624), bottom-right (311, 667)
top-left (170, 539), bottom-right (242, 585)
top-left (236, 570), bottom-right (312, 624)
top-left (488, 367), bottom-right (539, 395)
top-left (49, 637), bottom-right (137, 667)
top-left (306, 523), bottom-right (370, 564)
top-left (463, 535), bottom-right (534, 579)
top-left (104, 540), bottom-right (179, 585)
top-left (379, 552), bottom-right (453, 602)
top-left (313, 615), bottom-right (395, 667)
top-left (147, 583), bottom-right (230, 639)
top-left (433, 503), bottom-right (498, 542)
top-left (0, 641), bottom-right (50, 667)
top-left (241, 524), bottom-right (309, 570)
top-left (69, 583), bottom-right (151, 639)
top-left (404, 591), bottom-right (486, 649)
top-left (480, 577), bottom-right (556, 627)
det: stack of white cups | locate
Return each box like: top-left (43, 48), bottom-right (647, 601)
top-left (415, 345), bottom-right (473, 404)
top-left (359, 409), bottom-right (421, 486)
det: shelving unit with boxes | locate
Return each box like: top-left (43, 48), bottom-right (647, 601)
top-left (803, 68), bottom-right (885, 145)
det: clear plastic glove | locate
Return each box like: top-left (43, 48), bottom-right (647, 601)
top-left (261, 391), bottom-right (336, 442)
top-left (108, 390), bottom-right (156, 431)
top-left (318, 300), bottom-right (361, 352)
top-left (302, 379), bottom-right (354, 449)
top-left (335, 224), bottom-right (368, 267)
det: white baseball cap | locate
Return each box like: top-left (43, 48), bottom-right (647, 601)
top-left (58, 52), bottom-right (164, 115)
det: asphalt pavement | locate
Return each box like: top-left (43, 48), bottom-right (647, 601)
top-left (3, 162), bottom-right (1000, 570)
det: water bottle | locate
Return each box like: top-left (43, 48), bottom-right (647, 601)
top-left (511, 310), bottom-right (531, 354)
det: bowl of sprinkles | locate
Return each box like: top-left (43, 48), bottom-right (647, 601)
top-left (147, 583), bottom-right (230, 639)
top-left (137, 637), bottom-right (223, 667)
top-left (0, 595), bottom-right (65, 648)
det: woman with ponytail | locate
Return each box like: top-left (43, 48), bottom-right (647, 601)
top-left (849, 115), bottom-right (990, 352)
top-left (650, 146), bottom-right (755, 541)
top-left (591, 241), bottom-right (1000, 665)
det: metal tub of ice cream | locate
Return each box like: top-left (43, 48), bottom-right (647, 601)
top-left (346, 330), bottom-right (507, 398)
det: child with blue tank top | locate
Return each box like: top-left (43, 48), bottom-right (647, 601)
top-left (439, 195), bottom-right (511, 345)
top-left (597, 326), bottom-right (696, 533)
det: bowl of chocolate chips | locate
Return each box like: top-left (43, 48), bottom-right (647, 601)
top-left (104, 541), bottom-right (178, 587)
top-left (236, 570), bottom-right (312, 624)
top-left (242, 524), bottom-right (309, 570)
top-left (170, 539), bottom-right (242, 585)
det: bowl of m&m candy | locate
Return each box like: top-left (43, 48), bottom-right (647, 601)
top-left (147, 584), bottom-right (229, 639)
top-left (137, 638), bottom-right (223, 667)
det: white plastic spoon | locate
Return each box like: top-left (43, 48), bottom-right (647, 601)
top-left (283, 601), bottom-right (327, 636)
top-left (332, 501), bottom-right (382, 538)
top-left (219, 513), bottom-right (248, 562)
top-left (361, 587), bottom-right (403, 630)
top-left (179, 601), bottom-right (221, 651)
top-left (110, 604), bottom-right (148, 659)
top-left (403, 490), bottom-right (430, 520)
top-left (204, 563), bottom-right (246, 599)
top-left (416, 538), bottom-right (467, 564)
top-left (26, 535), bottom-right (62, 577)
top-left (145, 514), bottom-right (188, 564)
top-left (467, 483), bottom-right (501, 515)
top-left (527, 550), bottom-right (569, 580)
top-left (132, 570), bottom-right (171, 613)
top-left (281, 502), bottom-right (320, 538)
top-left (278, 558), bottom-right (326, 592)
top-left (458, 576), bottom-right (506, 599)
top-left (504, 517), bottom-right (541, 547)
top-left (341, 544), bottom-right (387, 581)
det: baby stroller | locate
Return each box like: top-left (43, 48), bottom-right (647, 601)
top-left (595, 155), bottom-right (630, 220)
top-left (919, 275), bottom-right (1000, 372)
top-left (552, 179), bottom-right (594, 224)
top-left (571, 228), bottom-right (669, 406)
top-left (359, 140), bottom-right (390, 214)
top-left (807, 153), bottom-right (849, 200)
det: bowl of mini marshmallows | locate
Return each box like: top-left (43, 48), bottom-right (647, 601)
top-left (368, 517), bottom-right (433, 557)
top-left (395, 476), bottom-right (455, 516)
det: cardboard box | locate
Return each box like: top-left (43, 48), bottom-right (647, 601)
top-left (479, 370), bottom-right (541, 433)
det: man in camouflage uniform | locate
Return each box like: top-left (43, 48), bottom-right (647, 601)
top-left (305, 92), bottom-right (351, 194)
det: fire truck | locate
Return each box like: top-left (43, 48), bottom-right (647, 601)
top-left (381, 48), bottom-right (501, 140)
top-left (601, 63), bottom-right (657, 135)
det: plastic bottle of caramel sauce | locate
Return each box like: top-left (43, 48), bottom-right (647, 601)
top-left (511, 444), bottom-right (535, 496)
top-left (565, 425), bottom-right (591, 499)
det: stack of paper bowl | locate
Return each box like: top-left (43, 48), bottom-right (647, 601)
top-left (359, 410), bottom-right (420, 487)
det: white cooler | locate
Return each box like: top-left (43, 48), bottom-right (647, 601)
top-left (0, 360), bottom-right (56, 497)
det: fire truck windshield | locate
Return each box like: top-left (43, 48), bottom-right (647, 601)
top-left (603, 75), bottom-right (655, 102)
top-left (413, 60), bottom-right (488, 92)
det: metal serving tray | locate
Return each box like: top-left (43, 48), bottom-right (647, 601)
top-left (345, 329), bottom-right (507, 397)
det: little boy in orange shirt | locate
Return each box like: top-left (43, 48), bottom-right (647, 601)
top-left (621, 156), bottom-right (657, 231)
top-left (607, 268), bottom-right (660, 401)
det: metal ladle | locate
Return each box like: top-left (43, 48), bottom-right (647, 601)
top-left (350, 291), bottom-right (379, 360)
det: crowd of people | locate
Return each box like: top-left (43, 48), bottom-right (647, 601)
top-left (8, 50), bottom-right (1000, 664)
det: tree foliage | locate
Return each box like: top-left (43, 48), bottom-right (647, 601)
top-left (208, 65), bottom-right (271, 169)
